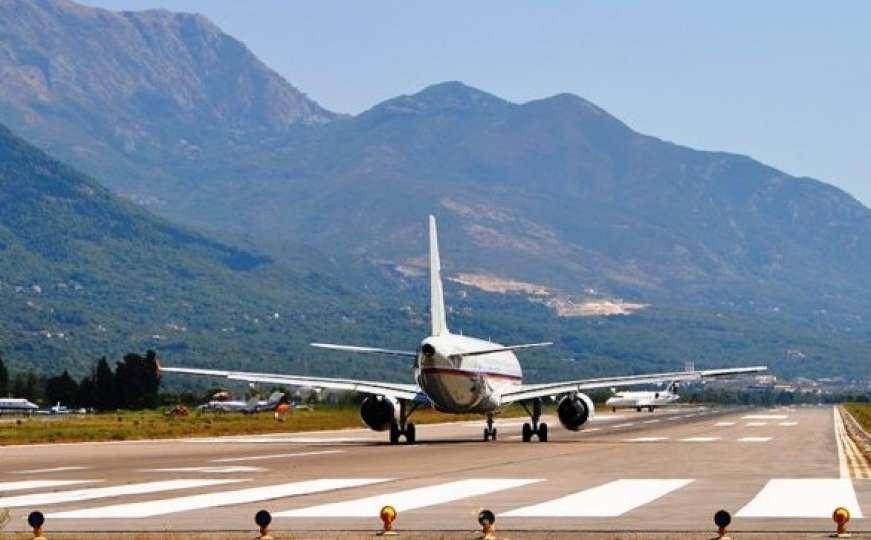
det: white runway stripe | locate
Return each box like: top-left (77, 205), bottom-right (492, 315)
top-left (714, 422), bottom-right (736, 426)
top-left (738, 437), bottom-right (771, 443)
top-left (275, 478), bottom-right (539, 518)
top-left (642, 419), bottom-right (660, 424)
top-left (49, 478), bottom-right (388, 519)
top-left (778, 421), bottom-right (798, 426)
top-left (502, 479), bottom-right (693, 517)
top-left (212, 450), bottom-right (344, 463)
top-left (680, 437), bottom-right (719, 443)
top-left (189, 436), bottom-right (369, 444)
top-left (140, 466), bottom-right (263, 473)
top-left (611, 423), bottom-right (635, 428)
top-left (625, 437), bottom-right (668, 442)
top-left (737, 479), bottom-right (863, 518)
top-left (0, 479), bottom-right (239, 508)
top-left (745, 422), bottom-right (768, 427)
top-left (12, 466), bottom-right (89, 474)
top-left (0, 479), bottom-right (97, 492)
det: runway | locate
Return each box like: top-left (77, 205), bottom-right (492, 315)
top-left (1, 405), bottom-right (868, 534)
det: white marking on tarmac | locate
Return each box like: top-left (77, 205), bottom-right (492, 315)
top-left (714, 422), bottom-right (736, 427)
top-left (140, 466), bottom-right (263, 473)
top-left (189, 436), bottom-right (369, 444)
top-left (642, 419), bottom-right (660, 424)
top-left (0, 480), bottom-right (97, 492)
top-left (0, 479), bottom-right (239, 508)
top-left (737, 479), bottom-right (863, 518)
top-left (49, 478), bottom-right (389, 519)
top-left (738, 437), bottom-right (771, 442)
top-left (275, 478), bottom-right (540, 517)
top-left (666, 416), bottom-right (681, 421)
top-left (743, 414), bottom-right (788, 420)
top-left (502, 479), bottom-right (693, 517)
top-left (680, 437), bottom-right (720, 443)
top-left (211, 450), bottom-right (344, 463)
top-left (625, 437), bottom-right (668, 442)
top-left (778, 421), bottom-right (798, 426)
top-left (745, 422), bottom-right (768, 427)
top-left (584, 427), bottom-right (601, 432)
top-left (12, 466), bottom-right (90, 474)
top-left (611, 423), bottom-right (635, 428)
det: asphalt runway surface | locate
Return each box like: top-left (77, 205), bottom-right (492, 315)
top-left (1, 405), bottom-right (868, 535)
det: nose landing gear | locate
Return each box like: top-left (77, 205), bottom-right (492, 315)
top-left (389, 400), bottom-right (419, 445)
top-left (520, 398), bottom-right (548, 442)
top-left (483, 413), bottom-right (497, 441)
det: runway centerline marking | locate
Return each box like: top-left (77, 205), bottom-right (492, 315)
top-left (275, 478), bottom-right (540, 517)
top-left (0, 479), bottom-right (239, 508)
top-left (140, 466), bottom-right (264, 473)
top-left (737, 437), bottom-right (772, 442)
top-left (736, 479), bottom-right (863, 518)
top-left (48, 478), bottom-right (390, 519)
top-left (778, 421), bottom-right (798, 426)
top-left (0, 479), bottom-right (98, 492)
top-left (680, 437), bottom-right (720, 443)
top-left (714, 422), bottom-right (736, 427)
top-left (211, 450), bottom-right (344, 463)
top-left (625, 437), bottom-right (668, 442)
top-left (611, 423), bottom-right (635, 428)
top-left (745, 422), bottom-right (768, 427)
top-left (12, 466), bottom-right (90, 474)
top-left (502, 479), bottom-right (693, 517)
top-left (642, 419), bottom-right (660, 424)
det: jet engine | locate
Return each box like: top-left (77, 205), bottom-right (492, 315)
top-left (557, 393), bottom-right (595, 431)
top-left (359, 395), bottom-right (397, 431)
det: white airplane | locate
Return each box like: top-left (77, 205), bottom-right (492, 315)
top-left (198, 392), bottom-right (286, 413)
top-left (0, 398), bottom-right (39, 415)
top-left (164, 215), bottom-right (766, 444)
top-left (606, 381), bottom-right (681, 412)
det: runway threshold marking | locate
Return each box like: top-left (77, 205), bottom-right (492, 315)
top-left (502, 479), bottom-right (693, 517)
top-left (0, 479), bottom-right (97, 492)
top-left (834, 407), bottom-right (871, 479)
top-left (211, 450), bottom-right (344, 463)
top-left (736, 479), bottom-right (863, 518)
top-left (48, 478), bottom-right (389, 519)
top-left (0, 479), bottom-right (240, 508)
top-left (140, 466), bottom-right (264, 473)
top-left (275, 478), bottom-right (540, 517)
top-left (12, 466), bottom-right (90, 474)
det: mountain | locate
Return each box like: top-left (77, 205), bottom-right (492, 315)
top-left (0, 0), bottom-right (338, 209)
top-left (0, 121), bottom-right (415, 381)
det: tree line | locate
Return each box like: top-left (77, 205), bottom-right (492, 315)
top-left (0, 351), bottom-right (160, 410)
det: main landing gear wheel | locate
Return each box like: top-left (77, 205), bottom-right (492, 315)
top-left (483, 413), bottom-right (497, 441)
top-left (520, 399), bottom-right (548, 442)
top-left (388, 400), bottom-right (420, 445)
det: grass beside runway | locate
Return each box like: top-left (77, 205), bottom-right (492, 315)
top-left (843, 403), bottom-right (871, 431)
top-left (0, 404), bottom-right (535, 445)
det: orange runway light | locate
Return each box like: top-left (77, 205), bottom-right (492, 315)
top-left (378, 504), bottom-right (398, 536)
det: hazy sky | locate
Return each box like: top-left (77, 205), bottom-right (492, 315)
top-left (83, 1), bottom-right (870, 206)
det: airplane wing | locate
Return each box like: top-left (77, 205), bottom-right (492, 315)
top-left (450, 342), bottom-right (553, 359)
top-left (310, 343), bottom-right (418, 357)
top-left (500, 365), bottom-right (766, 403)
top-left (160, 366), bottom-right (427, 402)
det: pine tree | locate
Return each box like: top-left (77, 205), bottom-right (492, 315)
top-left (93, 357), bottom-right (116, 410)
top-left (0, 353), bottom-right (8, 397)
top-left (114, 350), bottom-right (160, 410)
top-left (45, 370), bottom-right (79, 407)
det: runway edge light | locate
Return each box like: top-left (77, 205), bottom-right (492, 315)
top-left (27, 511), bottom-right (46, 539)
top-left (254, 509), bottom-right (273, 540)
top-left (713, 509), bottom-right (731, 540)
top-left (478, 509), bottom-right (496, 540)
top-left (377, 505), bottom-right (398, 536)
top-left (832, 506), bottom-right (851, 538)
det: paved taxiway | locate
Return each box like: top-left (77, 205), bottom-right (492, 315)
top-left (1, 405), bottom-right (867, 535)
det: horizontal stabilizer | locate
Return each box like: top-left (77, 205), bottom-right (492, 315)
top-left (310, 343), bottom-right (418, 357)
top-left (451, 342), bottom-right (553, 358)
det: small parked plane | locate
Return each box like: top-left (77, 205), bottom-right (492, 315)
top-left (0, 398), bottom-right (39, 415)
top-left (606, 381), bottom-right (680, 412)
top-left (198, 392), bottom-right (286, 413)
top-left (164, 216), bottom-right (766, 444)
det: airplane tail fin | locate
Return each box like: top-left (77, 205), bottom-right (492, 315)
top-left (429, 215), bottom-right (449, 336)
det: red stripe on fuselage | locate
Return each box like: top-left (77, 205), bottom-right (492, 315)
top-left (420, 366), bottom-right (522, 383)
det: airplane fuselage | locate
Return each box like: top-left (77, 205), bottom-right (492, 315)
top-left (416, 334), bottom-right (521, 413)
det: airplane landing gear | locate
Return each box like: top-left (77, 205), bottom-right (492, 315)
top-left (389, 400), bottom-right (419, 445)
top-left (520, 398), bottom-right (548, 442)
top-left (483, 413), bottom-right (497, 441)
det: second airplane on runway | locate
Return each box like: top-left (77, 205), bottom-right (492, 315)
top-left (165, 216), bottom-right (766, 444)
